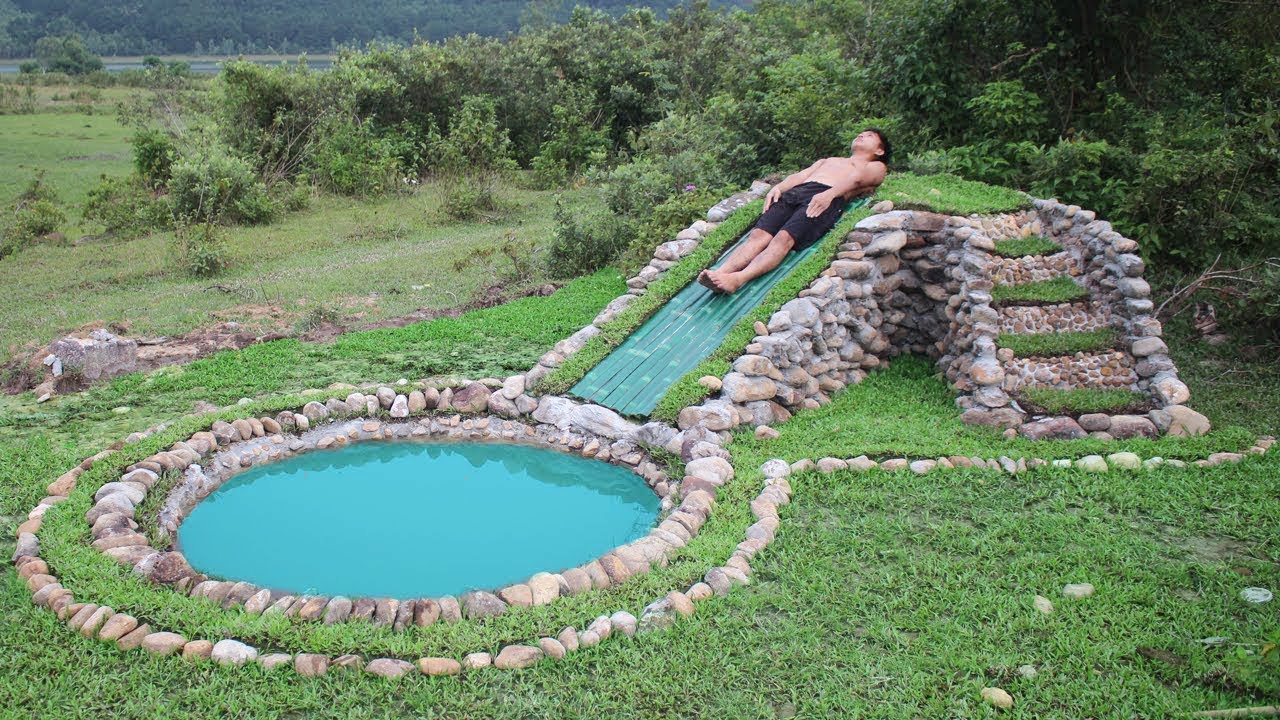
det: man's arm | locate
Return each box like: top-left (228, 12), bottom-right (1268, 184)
top-left (804, 162), bottom-right (887, 217)
top-left (765, 160), bottom-right (822, 210)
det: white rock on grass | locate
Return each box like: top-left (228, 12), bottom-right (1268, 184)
top-left (1075, 455), bottom-right (1108, 472)
top-left (1063, 583), bottom-right (1095, 600)
top-left (211, 639), bottom-right (258, 666)
top-left (1106, 451), bottom-right (1141, 470)
top-left (981, 687), bottom-right (1014, 710)
top-left (1033, 595), bottom-right (1054, 614)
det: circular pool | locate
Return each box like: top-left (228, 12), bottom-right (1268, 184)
top-left (178, 441), bottom-right (659, 599)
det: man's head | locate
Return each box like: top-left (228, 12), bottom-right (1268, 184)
top-left (851, 128), bottom-right (891, 166)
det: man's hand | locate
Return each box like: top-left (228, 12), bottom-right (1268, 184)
top-left (764, 185), bottom-right (782, 211)
top-left (805, 190), bottom-right (835, 218)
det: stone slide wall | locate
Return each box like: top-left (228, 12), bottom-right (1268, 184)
top-left (670, 192), bottom-right (1209, 440)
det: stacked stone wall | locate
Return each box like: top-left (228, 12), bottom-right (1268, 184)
top-left (672, 190), bottom-right (1205, 439)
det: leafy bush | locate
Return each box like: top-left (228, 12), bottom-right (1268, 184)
top-left (171, 220), bottom-right (229, 277)
top-left (426, 95), bottom-right (517, 176)
top-left (83, 175), bottom-right (172, 237)
top-left (306, 117), bottom-right (411, 197)
top-left (529, 84), bottom-right (611, 189)
top-left (167, 147), bottom-right (277, 225)
top-left (545, 200), bottom-right (633, 278)
top-left (1, 174), bottom-right (66, 258)
top-left (131, 129), bottom-right (177, 186)
top-left (594, 159), bottom-right (677, 220)
top-left (965, 80), bottom-right (1047, 144)
top-left (1, 200), bottom-right (65, 258)
top-left (33, 34), bottom-right (103, 75)
top-left (279, 182), bottom-right (313, 212)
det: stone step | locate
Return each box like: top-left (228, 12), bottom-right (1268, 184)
top-left (1001, 349), bottom-right (1138, 391)
top-left (997, 300), bottom-right (1112, 335)
top-left (990, 249), bottom-right (1082, 286)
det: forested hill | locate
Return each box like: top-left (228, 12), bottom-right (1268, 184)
top-left (0, 0), bottom-right (742, 56)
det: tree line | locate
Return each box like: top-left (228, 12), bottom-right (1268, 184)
top-left (0, 0), bottom-right (733, 57)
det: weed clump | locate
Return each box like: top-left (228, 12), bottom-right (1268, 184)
top-left (1, 173), bottom-right (66, 259)
top-left (171, 219), bottom-right (229, 277)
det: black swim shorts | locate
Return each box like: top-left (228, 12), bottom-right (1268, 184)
top-left (755, 181), bottom-right (849, 251)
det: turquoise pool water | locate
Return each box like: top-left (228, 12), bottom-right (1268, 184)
top-left (178, 441), bottom-right (659, 599)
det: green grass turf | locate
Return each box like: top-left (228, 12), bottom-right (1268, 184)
top-left (0, 271), bottom-right (1277, 717)
top-left (992, 235), bottom-right (1061, 258)
top-left (2, 444), bottom-right (1277, 717)
top-left (0, 269), bottom-right (625, 458)
top-left (1019, 387), bottom-right (1150, 415)
top-left (997, 329), bottom-right (1118, 357)
top-left (991, 276), bottom-right (1090, 306)
top-left (876, 172), bottom-right (1032, 216)
top-left (724, 355), bottom-right (1253, 462)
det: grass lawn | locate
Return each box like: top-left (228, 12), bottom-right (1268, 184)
top-left (0, 147), bottom-right (1277, 717)
top-left (0, 110), bottom-right (133, 228)
top-left (0, 101), bottom-right (599, 359)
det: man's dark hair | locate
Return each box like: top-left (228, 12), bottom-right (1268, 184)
top-left (866, 127), bottom-right (892, 167)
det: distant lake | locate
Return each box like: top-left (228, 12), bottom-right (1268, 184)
top-left (0, 56), bottom-right (334, 75)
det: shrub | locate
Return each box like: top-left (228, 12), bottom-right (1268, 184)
top-left (171, 220), bottom-right (229, 277)
top-left (167, 148), bottom-right (277, 225)
top-left (306, 117), bottom-right (410, 197)
top-left (279, 182), bottom-right (314, 212)
top-left (545, 200), bottom-right (633, 278)
top-left (1, 200), bottom-right (65, 258)
top-left (594, 158), bottom-right (677, 220)
top-left (440, 176), bottom-right (507, 223)
top-left (18, 61), bottom-right (40, 75)
top-left (83, 175), bottom-right (173, 238)
top-left (1, 174), bottom-right (66, 258)
top-left (132, 129), bottom-right (178, 186)
top-left (529, 84), bottom-right (612, 189)
top-left (426, 95), bottom-right (518, 177)
top-left (33, 34), bottom-right (103, 75)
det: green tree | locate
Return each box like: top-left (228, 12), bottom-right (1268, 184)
top-left (33, 33), bottom-right (103, 75)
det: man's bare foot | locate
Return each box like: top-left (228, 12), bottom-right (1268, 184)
top-left (697, 270), bottom-right (718, 291)
top-left (706, 270), bottom-right (746, 294)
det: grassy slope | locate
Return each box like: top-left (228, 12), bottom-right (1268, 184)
top-left (0, 185), bottom-right (592, 356)
top-left (0, 101), bottom-right (595, 357)
top-left (0, 110), bottom-right (133, 227)
top-left (1, 165), bottom-right (1278, 717)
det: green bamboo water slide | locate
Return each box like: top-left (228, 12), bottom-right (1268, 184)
top-left (570, 197), bottom-right (870, 417)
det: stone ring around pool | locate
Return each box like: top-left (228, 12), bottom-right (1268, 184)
top-left (83, 386), bottom-right (731, 628)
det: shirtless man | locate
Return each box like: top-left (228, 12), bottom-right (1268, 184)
top-left (699, 128), bottom-right (890, 294)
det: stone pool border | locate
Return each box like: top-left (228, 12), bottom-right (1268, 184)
top-left (15, 426), bottom-right (787, 676)
top-left (79, 381), bottom-right (746, 626)
top-left (15, 437), bottom-right (1275, 676)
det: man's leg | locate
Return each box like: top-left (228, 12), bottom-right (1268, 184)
top-left (705, 231), bottom-right (795, 294)
top-left (699, 227), bottom-right (773, 289)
